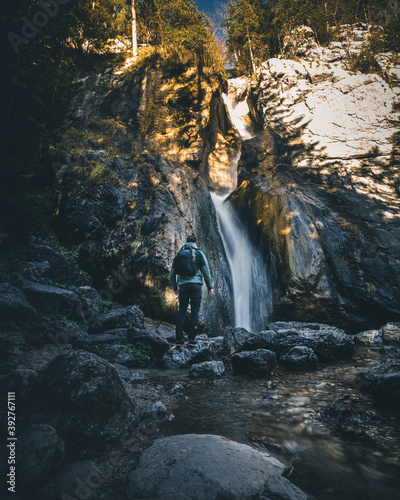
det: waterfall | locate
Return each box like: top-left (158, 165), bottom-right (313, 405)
top-left (211, 92), bottom-right (272, 333)
top-left (222, 93), bottom-right (255, 140)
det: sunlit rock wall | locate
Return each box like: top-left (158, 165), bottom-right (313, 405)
top-left (230, 25), bottom-right (400, 331)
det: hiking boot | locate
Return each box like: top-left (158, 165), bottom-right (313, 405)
top-left (175, 341), bottom-right (184, 348)
top-left (188, 339), bottom-right (198, 347)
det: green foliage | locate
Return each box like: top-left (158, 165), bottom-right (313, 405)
top-left (223, 0), bottom-right (400, 76)
top-left (42, 313), bottom-right (89, 332)
top-left (87, 338), bottom-right (151, 366)
top-left (223, 0), bottom-right (274, 75)
top-left (347, 48), bottom-right (382, 74)
top-left (385, 17), bottom-right (400, 52)
top-left (346, 30), bottom-right (384, 75)
top-left (119, 338), bottom-right (152, 366)
top-left (102, 300), bottom-right (113, 311)
top-left (88, 343), bottom-right (115, 362)
top-left (58, 248), bottom-right (80, 268)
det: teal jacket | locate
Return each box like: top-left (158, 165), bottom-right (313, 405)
top-left (170, 242), bottom-right (213, 291)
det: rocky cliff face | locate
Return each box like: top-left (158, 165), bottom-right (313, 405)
top-left (54, 58), bottom-right (234, 333)
top-left (230, 25), bottom-right (400, 331)
top-left (68, 57), bottom-right (235, 172)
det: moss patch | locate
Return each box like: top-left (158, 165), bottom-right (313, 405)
top-left (74, 161), bottom-right (118, 185)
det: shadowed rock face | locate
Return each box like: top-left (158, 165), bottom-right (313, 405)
top-left (228, 28), bottom-right (400, 332)
top-left (231, 135), bottom-right (400, 331)
top-left (56, 153), bottom-right (232, 332)
top-left (24, 350), bottom-right (136, 455)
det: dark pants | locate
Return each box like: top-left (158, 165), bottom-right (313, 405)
top-left (176, 283), bottom-right (202, 342)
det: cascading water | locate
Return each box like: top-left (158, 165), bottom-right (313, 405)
top-left (222, 94), bottom-right (255, 140)
top-left (211, 92), bottom-right (273, 332)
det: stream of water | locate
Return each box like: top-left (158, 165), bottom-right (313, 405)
top-left (211, 92), bottom-right (272, 332)
top-left (158, 347), bottom-right (400, 499)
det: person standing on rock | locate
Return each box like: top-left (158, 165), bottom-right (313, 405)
top-left (170, 234), bottom-right (214, 348)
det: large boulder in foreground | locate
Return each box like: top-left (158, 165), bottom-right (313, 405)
top-left (355, 359), bottom-right (400, 409)
top-left (126, 434), bottom-right (308, 500)
top-left (263, 322), bottom-right (355, 363)
top-left (29, 350), bottom-right (136, 451)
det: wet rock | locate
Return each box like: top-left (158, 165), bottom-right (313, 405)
top-left (279, 346), bottom-right (319, 371)
top-left (169, 383), bottom-right (185, 397)
top-left (241, 331), bottom-right (277, 352)
top-left (142, 401), bottom-right (167, 420)
top-left (39, 461), bottom-right (102, 500)
top-left (127, 327), bottom-right (169, 357)
top-left (163, 341), bottom-right (216, 368)
top-left (30, 350), bottom-right (136, 449)
top-left (19, 261), bottom-right (50, 281)
top-left (355, 359), bottom-right (400, 408)
top-left (379, 322), bottom-right (400, 347)
top-left (88, 306), bottom-right (144, 334)
top-left (0, 283), bottom-right (39, 321)
top-left (21, 281), bottom-right (83, 322)
top-left (30, 245), bottom-right (86, 286)
top-left (221, 326), bottom-right (254, 355)
top-left (189, 360), bottom-right (225, 379)
top-left (264, 322), bottom-right (355, 362)
top-left (353, 329), bottom-right (382, 346)
top-left (75, 286), bottom-right (104, 324)
top-left (18, 424), bottom-right (65, 489)
top-left (232, 349), bottom-right (277, 377)
top-left (126, 434), bottom-right (307, 500)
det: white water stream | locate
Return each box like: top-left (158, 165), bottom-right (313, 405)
top-left (211, 92), bottom-right (272, 332)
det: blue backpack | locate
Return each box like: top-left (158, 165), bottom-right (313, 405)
top-left (173, 245), bottom-right (200, 276)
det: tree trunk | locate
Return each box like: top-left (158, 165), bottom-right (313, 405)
top-left (132, 0), bottom-right (138, 59)
top-left (247, 28), bottom-right (256, 74)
